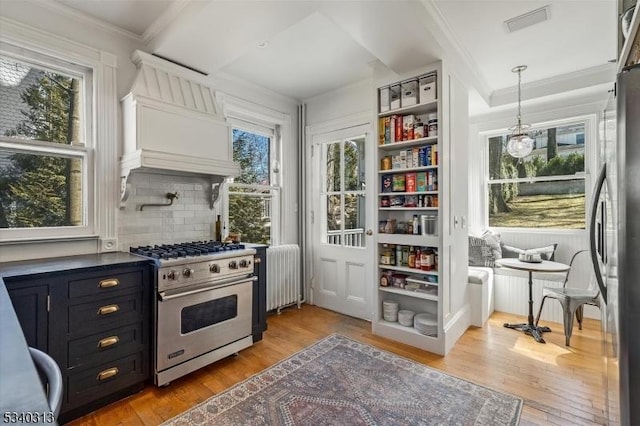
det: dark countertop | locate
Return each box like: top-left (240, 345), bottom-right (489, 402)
top-left (0, 252), bottom-right (152, 424)
top-left (0, 252), bottom-right (151, 278)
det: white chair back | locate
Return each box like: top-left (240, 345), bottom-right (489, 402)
top-left (565, 250), bottom-right (599, 297)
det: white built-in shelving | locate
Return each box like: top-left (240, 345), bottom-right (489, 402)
top-left (372, 62), bottom-right (469, 356)
top-left (373, 66), bottom-right (443, 354)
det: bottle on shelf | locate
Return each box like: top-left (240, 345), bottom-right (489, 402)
top-left (396, 244), bottom-right (403, 267)
top-left (421, 249), bottom-right (432, 271)
top-left (380, 244), bottom-right (396, 266)
top-left (402, 245), bottom-right (409, 266)
top-left (412, 215), bottom-right (419, 234)
top-left (415, 247), bottom-right (422, 269)
top-left (408, 246), bottom-right (416, 268)
top-left (215, 215), bottom-right (222, 242)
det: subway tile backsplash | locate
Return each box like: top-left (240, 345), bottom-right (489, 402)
top-left (118, 171), bottom-right (216, 250)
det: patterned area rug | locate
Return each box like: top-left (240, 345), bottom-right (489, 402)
top-left (163, 334), bottom-right (522, 425)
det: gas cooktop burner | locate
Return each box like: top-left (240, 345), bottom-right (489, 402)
top-left (130, 241), bottom-right (246, 260)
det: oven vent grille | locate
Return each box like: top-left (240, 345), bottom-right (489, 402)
top-left (266, 244), bottom-right (301, 313)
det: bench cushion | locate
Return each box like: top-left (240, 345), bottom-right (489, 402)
top-left (468, 268), bottom-right (490, 285)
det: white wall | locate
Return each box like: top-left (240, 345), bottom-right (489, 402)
top-left (305, 78), bottom-right (373, 127)
top-left (0, 1), bottom-right (300, 262)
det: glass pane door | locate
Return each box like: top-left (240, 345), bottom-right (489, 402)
top-left (321, 136), bottom-right (366, 247)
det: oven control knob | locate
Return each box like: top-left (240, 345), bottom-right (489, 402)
top-left (229, 261), bottom-right (238, 270)
top-left (183, 268), bottom-right (194, 278)
top-left (239, 259), bottom-right (250, 268)
top-left (167, 270), bottom-right (177, 280)
top-left (209, 264), bottom-right (220, 273)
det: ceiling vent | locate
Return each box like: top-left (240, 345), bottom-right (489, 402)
top-left (505, 5), bottom-right (550, 33)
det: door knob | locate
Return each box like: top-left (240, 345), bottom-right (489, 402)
top-left (366, 229), bottom-right (373, 236)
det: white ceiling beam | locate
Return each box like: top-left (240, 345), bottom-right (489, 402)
top-left (490, 63), bottom-right (616, 107)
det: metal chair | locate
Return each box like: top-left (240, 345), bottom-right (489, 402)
top-left (29, 347), bottom-right (63, 418)
top-left (534, 250), bottom-right (601, 346)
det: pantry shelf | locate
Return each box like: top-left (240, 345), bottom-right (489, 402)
top-left (379, 286), bottom-right (438, 301)
top-left (379, 207), bottom-right (438, 211)
top-left (378, 100), bottom-right (438, 118)
top-left (378, 165), bottom-right (437, 174)
top-left (378, 264), bottom-right (439, 277)
top-left (377, 234), bottom-right (438, 246)
top-left (378, 136), bottom-right (437, 150)
top-left (378, 191), bottom-right (437, 197)
top-left (376, 320), bottom-right (438, 339)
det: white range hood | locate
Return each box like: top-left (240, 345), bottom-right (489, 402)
top-left (120, 50), bottom-right (240, 200)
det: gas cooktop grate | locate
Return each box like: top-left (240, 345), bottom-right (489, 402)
top-left (130, 241), bottom-right (246, 260)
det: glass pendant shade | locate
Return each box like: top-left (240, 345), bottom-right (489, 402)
top-left (507, 65), bottom-right (533, 159)
top-left (506, 132), bottom-right (534, 158)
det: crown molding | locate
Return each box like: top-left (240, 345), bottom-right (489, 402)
top-left (24, 0), bottom-right (142, 42)
top-left (420, 0), bottom-right (493, 103)
top-left (471, 84), bottom-right (612, 130)
top-left (0, 16), bottom-right (105, 67)
top-left (141, 0), bottom-right (191, 45)
top-left (490, 63), bottom-right (616, 107)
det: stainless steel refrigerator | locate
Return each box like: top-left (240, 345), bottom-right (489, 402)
top-left (590, 63), bottom-right (640, 426)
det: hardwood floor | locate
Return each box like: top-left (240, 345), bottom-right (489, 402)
top-left (68, 305), bottom-right (607, 425)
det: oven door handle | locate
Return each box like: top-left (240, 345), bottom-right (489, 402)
top-left (159, 276), bottom-right (257, 301)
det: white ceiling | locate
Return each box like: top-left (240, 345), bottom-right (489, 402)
top-left (55, 0), bottom-right (176, 36)
top-left (43, 0), bottom-right (618, 114)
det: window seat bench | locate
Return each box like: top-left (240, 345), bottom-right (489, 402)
top-left (468, 266), bottom-right (567, 327)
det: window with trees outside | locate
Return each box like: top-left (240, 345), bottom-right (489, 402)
top-left (227, 127), bottom-right (279, 245)
top-left (0, 53), bottom-right (92, 238)
top-left (487, 120), bottom-right (587, 229)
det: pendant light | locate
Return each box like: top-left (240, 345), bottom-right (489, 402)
top-left (506, 65), bottom-right (533, 158)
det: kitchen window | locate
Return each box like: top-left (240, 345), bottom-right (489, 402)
top-left (0, 52), bottom-right (94, 239)
top-left (227, 124), bottom-right (280, 245)
top-left (486, 118), bottom-right (589, 229)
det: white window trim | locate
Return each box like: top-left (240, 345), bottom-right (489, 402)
top-left (0, 17), bottom-right (118, 251)
top-left (481, 114), bottom-right (597, 232)
top-left (222, 95), bottom-right (285, 246)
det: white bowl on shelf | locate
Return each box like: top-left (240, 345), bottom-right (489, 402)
top-left (398, 309), bottom-right (415, 326)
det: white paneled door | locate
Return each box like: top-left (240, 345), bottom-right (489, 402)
top-left (309, 124), bottom-right (373, 320)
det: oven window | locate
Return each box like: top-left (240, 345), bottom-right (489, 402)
top-left (181, 295), bottom-right (238, 334)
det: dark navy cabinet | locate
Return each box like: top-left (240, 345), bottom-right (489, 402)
top-left (1, 253), bottom-right (153, 424)
top-left (252, 245), bottom-right (268, 342)
top-left (6, 281), bottom-right (49, 351)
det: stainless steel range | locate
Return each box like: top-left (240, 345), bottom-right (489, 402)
top-left (130, 241), bottom-right (256, 386)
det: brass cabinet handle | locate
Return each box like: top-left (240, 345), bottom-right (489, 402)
top-left (98, 278), bottom-right (119, 289)
top-left (97, 304), bottom-right (119, 316)
top-left (97, 336), bottom-right (120, 349)
top-left (96, 367), bottom-right (119, 381)
top-left (254, 257), bottom-right (262, 264)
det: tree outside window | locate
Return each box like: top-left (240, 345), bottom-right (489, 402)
top-left (0, 55), bottom-right (85, 229)
top-left (228, 128), bottom-right (277, 244)
top-left (487, 122), bottom-right (586, 229)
